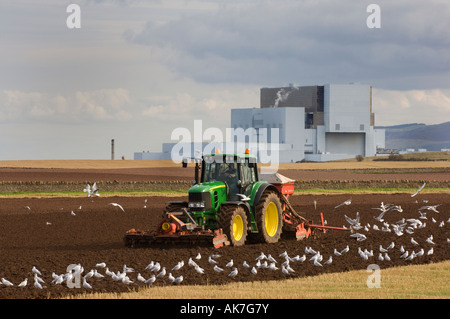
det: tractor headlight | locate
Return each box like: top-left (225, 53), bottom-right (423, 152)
top-left (188, 201), bottom-right (205, 208)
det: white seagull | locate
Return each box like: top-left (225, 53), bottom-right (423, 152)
top-left (228, 267), bottom-right (238, 278)
top-left (109, 202), bottom-right (125, 212)
top-left (335, 198), bottom-right (352, 209)
top-left (145, 275), bottom-right (156, 284)
top-left (18, 278), bottom-right (28, 287)
top-left (411, 182), bottom-right (426, 197)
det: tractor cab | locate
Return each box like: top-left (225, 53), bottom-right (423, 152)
top-left (200, 153), bottom-right (258, 201)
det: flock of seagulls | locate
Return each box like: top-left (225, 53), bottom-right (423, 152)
top-left (2, 182), bottom-right (447, 292)
top-left (338, 185), bottom-right (448, 265)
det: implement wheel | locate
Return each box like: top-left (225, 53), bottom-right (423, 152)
top-left (255, 191), bottom-right (283, 244)
top-left (218, 205), bottom-right (248, 246)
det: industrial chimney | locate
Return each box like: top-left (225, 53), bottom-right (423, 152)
top-left (111, 139), bottom-right (115, 160)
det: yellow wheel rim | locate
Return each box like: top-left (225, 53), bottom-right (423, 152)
top-left (232, 214), bottom-right (244, 241)
top-left (265, 202), bottom-right (279, 237)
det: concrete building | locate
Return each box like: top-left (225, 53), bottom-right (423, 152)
top-left (134, 83), bottom-right (385, 162)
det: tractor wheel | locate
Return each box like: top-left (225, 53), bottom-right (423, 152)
top-left (218, 205), bottom-right (248, 246)
top-left (255, 191), bottom-right (283, 243)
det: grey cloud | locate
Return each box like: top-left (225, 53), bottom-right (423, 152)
top-left (126, 0), bottom-right (450, 89)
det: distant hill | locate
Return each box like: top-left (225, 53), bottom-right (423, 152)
top-left (376, 122), bottom-right (450, 151)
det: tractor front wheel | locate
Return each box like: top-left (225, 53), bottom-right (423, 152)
top-left (218, 205), bottom-right (248, 246)
top-left (255, 191), bottom-right (283, 244)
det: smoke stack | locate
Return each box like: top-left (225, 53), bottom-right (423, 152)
top-left (111, 139), bottom-right (115, 160)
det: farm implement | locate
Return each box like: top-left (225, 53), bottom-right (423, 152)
top-left (124, 150), bottom-right (348, 248)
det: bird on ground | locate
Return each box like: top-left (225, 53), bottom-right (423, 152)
top-left (150, 262), bottom-right (161, 272)
top-left (156, 267), bottom-right (166, 278)
top-left (46, 221), bottom-right (52, 226)
top-left (228, 268), bottom-right (238, 278)
top-left (71, 211), bottom-right (76, 216)
top-left (256, 252), bottom-right (267, 260)
top-left (400, 251), bottom-right (409, 259)
top-left (195, 253), bottom-right (201, 260)
top-left (297, 255), bottom-right (307, 263)
top-left (82, 278), bottom-right (93, 289)
top-left (122, 276), bottom-right (133, 284)
top-left (268, 262), bottom-right (279, 270)
top-left (379, 245), bottom-right (388, 253)
top-left (145, 275), bottom-right (156, 284)
top-left (1, 278), bottom-right (14, 287)
top-left (213, 265), bottom-right (224, 272)
top-left (84, 269), bottom-right (94, 279)
top-left (278, 251), bottom-right (288, 258)
top-left (425, 235), bottom-right (435, 245)
top-left (387, 242), bottom-right (395, 250)
top-left (171, 261), bottom-right (184, 271)
top-left (188, 258), bottom-right (197, 267)
top-left (251, 267), bottom-right (257, 275)
top-left (419, 211), bottom-right (427, 220)
top-left (211, 253), bottom-right (221, 259)
top-left (17, 278), bottom-right (28, 287)
top-left (34, 280), bottom-right (43, 289)
top-left (137, 273), bottom-right (146, 283)
top-left (411, 237), bottom-right (419, 245)
top-left (96, 262), bottom-right (106, 268)
top-left (109, 202), bottom-right (125, 212)
top-left (411, 182), bottom-right (426, 197)
top-left (313, 259), bottom-right (323, 267)
top-left (194, 265), bottom-right (205, 274)
top-left (173, 275), bottom-right (184, 284)
top-left (168, 273), bottom-right (175, 283)
top-left (225, 259), bottom-right (234, 267)
top-left (123, 264), bottom-right (135, 273)
top-left (335, 198), bottom-right (352, 209)
top-left (267, 254), bottom-right (277, 263)
top-left (242, 261), bottom-right (250, 268)
top-left (427, 248), bottom-right (434, 255)
top-left (281, 265), bottom-right (291, 275)
top-left (208, 256), bottom-right (218, 265)
top-left (93, 270), bottom-right (104, 278)
top-left (323, 256), bottom-right (332, 265)
top-left (32, 266), bottom-right (42, 276)
top-left (340, 245), bottom-right (350, 254)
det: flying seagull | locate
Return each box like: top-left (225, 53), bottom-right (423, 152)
top-left (83, 182), bottom-right (100, 197)
top-left (335, 198), bottom-right (352, 209)
top-left (411, 182), bottom-right (426, 197)
top-left (236, 194), bottom-right (251, 201)
top-left (109, 202), bottom-right (125, 212)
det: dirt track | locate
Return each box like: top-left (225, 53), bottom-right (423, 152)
top-left (0, 192), bottom-right (448, 299)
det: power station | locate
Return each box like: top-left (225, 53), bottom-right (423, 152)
top-left (135, 83), bottom-right (385, 162)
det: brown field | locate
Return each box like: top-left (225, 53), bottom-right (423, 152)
top-left (0, 159), bottom-right (449, 300)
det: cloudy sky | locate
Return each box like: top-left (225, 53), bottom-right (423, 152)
top-left (0, 0), bottom-right (449, 160)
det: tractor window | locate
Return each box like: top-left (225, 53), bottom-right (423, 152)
top-left (203, 162), bottom-right (238, 185)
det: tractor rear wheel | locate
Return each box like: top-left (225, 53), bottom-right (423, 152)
top-left (218, 205), bottom-right (248, 246)
top-left (255, 191), bottom-right (283, 243)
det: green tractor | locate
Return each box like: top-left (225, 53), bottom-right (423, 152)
top-left (124, 151), bottom-right (345, 248)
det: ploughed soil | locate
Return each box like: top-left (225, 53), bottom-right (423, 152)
top-left (0, 192), bottom-right (448, 299)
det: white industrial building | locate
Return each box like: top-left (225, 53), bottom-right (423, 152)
top-left (135, 83), bottom-right (385, 162)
